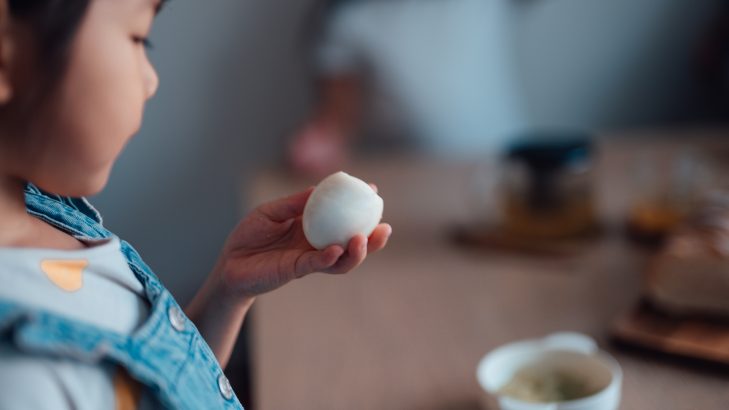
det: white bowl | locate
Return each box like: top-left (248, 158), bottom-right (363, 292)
top-left (476, 332), bottom-right (622, 410)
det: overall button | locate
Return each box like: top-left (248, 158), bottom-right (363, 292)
top-left (218, 374), bottom-right (234, 400)
top-left (168, 306), bottom-right (186, 332)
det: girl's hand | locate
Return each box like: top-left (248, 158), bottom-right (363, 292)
top-left (214, 187), bottom-right (391, 299)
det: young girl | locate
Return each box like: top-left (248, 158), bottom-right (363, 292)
top-left (0, 0), bottom-right (391, 408)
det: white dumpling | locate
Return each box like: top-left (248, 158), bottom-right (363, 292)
top-left (303, 171), bottom-right (384, 250)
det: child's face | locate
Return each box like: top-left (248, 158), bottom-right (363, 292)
top-left (7, 0), bottom-right (160, 196)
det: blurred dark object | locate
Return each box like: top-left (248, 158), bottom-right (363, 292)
top-left (693, 0), bottom-right (729, 120)
top-left (501, 134), bottom-right (597, 240)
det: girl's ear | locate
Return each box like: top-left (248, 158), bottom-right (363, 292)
top-left (0, 0), bottom-right (13, 104)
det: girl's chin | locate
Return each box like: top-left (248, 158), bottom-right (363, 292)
top-left (31, 169), bottom-right (111, 198)
top-left (77, 172), bottom-right (112, 197)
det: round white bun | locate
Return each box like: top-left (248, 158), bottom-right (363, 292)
top-left (303, 171), bottom-right (384, 250)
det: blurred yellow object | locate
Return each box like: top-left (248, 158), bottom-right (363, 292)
top-left (626, 202), bottom-right (686, 244)
top-left (504, 194), bottom-right (596, 240)
top-left (624, 148), bottom-right (716, 245)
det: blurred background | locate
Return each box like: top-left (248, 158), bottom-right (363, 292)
top-left (91, 0), bottom-right (729, 409)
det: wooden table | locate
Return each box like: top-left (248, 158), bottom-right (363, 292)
top-left (244, 134), bottom-right (729, 410)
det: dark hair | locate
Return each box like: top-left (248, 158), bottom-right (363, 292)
top-left (9, 0), bottom-right (92, 87)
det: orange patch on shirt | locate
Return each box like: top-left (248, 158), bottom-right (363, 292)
top-left (40, 259), bottom-right (88, 292)
top-left (114, 367), bottom-right (141, 410)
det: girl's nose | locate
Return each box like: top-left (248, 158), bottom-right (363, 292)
top-left (143, 59), bottom-right (159, 100)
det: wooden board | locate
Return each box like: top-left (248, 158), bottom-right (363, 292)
top-left (450, 223), bottom-right (605, 257)
top-left (613, 301), bottom-right (729, 366)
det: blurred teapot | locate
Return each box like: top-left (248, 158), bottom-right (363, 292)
top-left (500, 134), bottom-right (596, 239)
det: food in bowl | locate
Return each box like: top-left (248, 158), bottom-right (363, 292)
top-left (497, 364), bottom-right (599, 403)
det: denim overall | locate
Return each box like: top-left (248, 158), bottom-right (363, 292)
top-left (0, 184), bottom-right (245, 409)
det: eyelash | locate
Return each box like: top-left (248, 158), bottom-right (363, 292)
top-left (132, 36), bottom-right (153, 50)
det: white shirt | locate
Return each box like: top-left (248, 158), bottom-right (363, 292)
top-left (0, 236), bottom-right (151, 409)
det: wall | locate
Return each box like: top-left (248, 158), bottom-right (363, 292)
top-left (513, 0), bottom-right (724, 130)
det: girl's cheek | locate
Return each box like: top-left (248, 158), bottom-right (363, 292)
top-left (99, 42), bottom-right (149, 135)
